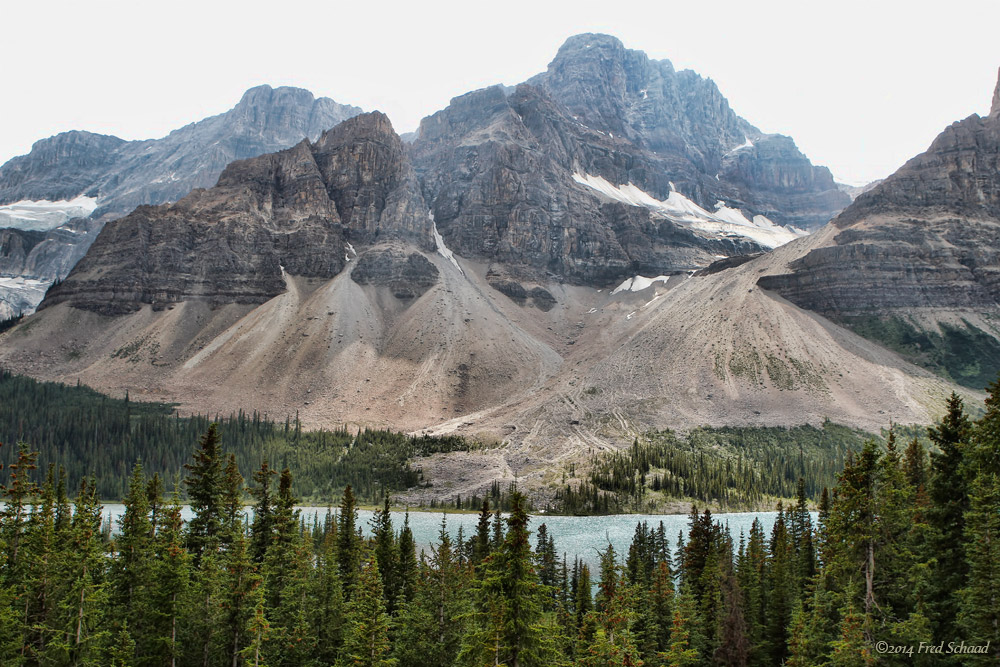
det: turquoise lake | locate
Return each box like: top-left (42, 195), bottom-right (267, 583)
top-left (101, 505), bottom-right (791, 572)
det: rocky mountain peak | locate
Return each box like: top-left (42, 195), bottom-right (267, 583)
top-left (39, 110), bottom-right (433, 315)
top-left (0, 132), bottom-right (126, 204)
top-left (226, 85), bottom-right (363, 141)
top-left (315, 110), bottom-right (398, 148)
top-left (757, 74), bottom-right (1000, 388)
top-left (548, 33), bottom-right (631, 70)
top-left (234, 84), bottom-right (316, 109)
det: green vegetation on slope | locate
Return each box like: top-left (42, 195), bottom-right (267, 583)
top-left (556, 422), bottom-right (871, 514)
top-left (841, 314), bottom-right (1000, 389)
top-left (0, 369), bottom-right (466, 501)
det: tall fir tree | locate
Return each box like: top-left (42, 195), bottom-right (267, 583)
top-left (109, 463), bottom-right (154, 665)
top-left (338, 485), bottom-right (361, 602)
top-left (339, 553), bottom-right (396, 667)
top-left (926, 392), bottom-right (972, 641)
top-left (184, 424), bottom-right (225, 562)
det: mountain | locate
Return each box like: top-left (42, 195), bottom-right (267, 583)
top-left (530, 34), bottom-right (847, 230)
top-left (2, 38), bottom-right (978, 500)
top-left (758, 70), bottom-right (1000, 389)
top-left (0, 111), bottom-right (955, 499)
top-left (837, 179), bottom-right (882, 201)
top-left (40, 112), bottom-right (433, 315)
top-left (0, 85), bottom-right (361, 318)
top-left (411, 34), bottom-right (847, 286)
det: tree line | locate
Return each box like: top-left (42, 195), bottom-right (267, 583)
top-left (557, 422), bottom-right (864, 514)
top-left (0, 384), bottom-right (998, 665)
top-left (0, 369), bottom-right (466, 502)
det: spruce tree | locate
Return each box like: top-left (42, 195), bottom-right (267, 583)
top-left (150, 487), bottom-right (191, 667)
top-left (58, 477), bottom-right (110, 665)
top-left (370, 497), bottom-right (399, 612)
top-left (110, 463), bottom-right (154, 664)
top-left (0, 444), bottom-right (38, 586)
top-left (472, 500), bottom-right (491, 567)
top-left (312, 525), bottom-right (345, 665)
top-left (184, 424), bottom-right (225, 562)
top-left (21, 464), bottom-right (59, 664)
top-left (338, 485), bottom-right (361, 601)
top-left (220, 454), bottom-right (244, 548)
top-left (222, 531), bottom-right (259, 667)
top-left (926, 392), bottom-right (972, 640)
top-left (959, 380), bottom-right (1000, 662)
top-left (249, 460), bottom-right (277, 563)
top-left (397, 514), bottom-right (418, 606)
top-left (339, 553), bottom-right (396, 667)
top-left (394, 518), bottom-right (468, 667)
top-left (664, 592), bottom-right (700, 667)
top-left (457, 492), bottom-right (555, 667)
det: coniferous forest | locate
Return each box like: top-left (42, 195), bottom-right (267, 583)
top-left (0, 370), bottom-right (467, 502)
top-left (0, 385), bottom-right (998, 665)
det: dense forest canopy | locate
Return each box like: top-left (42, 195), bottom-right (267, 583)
top-left (1, 378), bottom-right (998, 664)
top-left (0, 370), bottom-right (466, 502)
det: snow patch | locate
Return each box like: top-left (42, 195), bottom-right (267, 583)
top-left (430, 212), bottom-right (463, 274)
top-left (0, 195), bottom-right (99, 232)
top-left (725, 136), bottom-right (754, 156)
top-left (571, 172), bottom-right (807, 249)
top-left (611, 275), bottom-right (671, 295)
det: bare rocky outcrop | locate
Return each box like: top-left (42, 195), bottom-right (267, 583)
top-left (760, 72), bottom-right (1000, 315)
top-left (757, 70), bottom-right (1000, 387)
top-left (351, 245), bottom-right (440, 300)
top-left (0, 85), bottom-right (362, 314)
top-left (0, 85), bottom-right (362, 217)
top-left (41, 113), bottom-right (432, 315)
top-left (530, 34), bottom-right (849, 230)
top-left (413, 82), bottom-right (763, 285)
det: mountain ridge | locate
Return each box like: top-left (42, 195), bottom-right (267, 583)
top-left (0, 85), bottom-right (362, 318)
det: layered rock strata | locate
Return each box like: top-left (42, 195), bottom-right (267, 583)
top-left (42, 113), bottom-right (433, 315)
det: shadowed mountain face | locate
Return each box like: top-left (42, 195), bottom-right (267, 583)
top-left (0, 85), bottom-right (361, 317)
top-left (758, 71), bottom-right (1000, 388)
top-left (410, 33), bottom-right (848, 285)
top-left (40, 112), bottom-right (433, 316)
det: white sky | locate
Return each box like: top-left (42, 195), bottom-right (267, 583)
top-left (2, 0), bottom-right (998, 185)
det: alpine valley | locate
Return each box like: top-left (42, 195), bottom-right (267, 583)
top-left (2, 35), bottom-right (997, 501)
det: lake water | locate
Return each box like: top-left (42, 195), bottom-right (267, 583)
top-left (101, 504), bottom-right (789, 572)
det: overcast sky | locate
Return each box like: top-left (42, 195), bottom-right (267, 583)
top-left (3, 0), bottom-right (998, 185)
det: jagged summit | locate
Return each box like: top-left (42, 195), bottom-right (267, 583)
top-left (410, 33), bottom-right (847, 286)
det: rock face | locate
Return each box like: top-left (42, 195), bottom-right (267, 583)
top-left (351, 246), bottom-right (440, 300)
top-left (0, 86), bottom-right (362, 217)
top-left (758, 71), bottom-right (1000, 387)
top-left (410, 34), bottom-right (848, 285)
top-left (0, 85), bottom-right (361, 314)
top-left (759, 86), bottom-right (1000, 314)
top-left (41, 113), bottom-right (433, 315)
top-left (0, 132), bottom-right (126, 203)
top-left (413, 83), bottom-right (761, 284)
